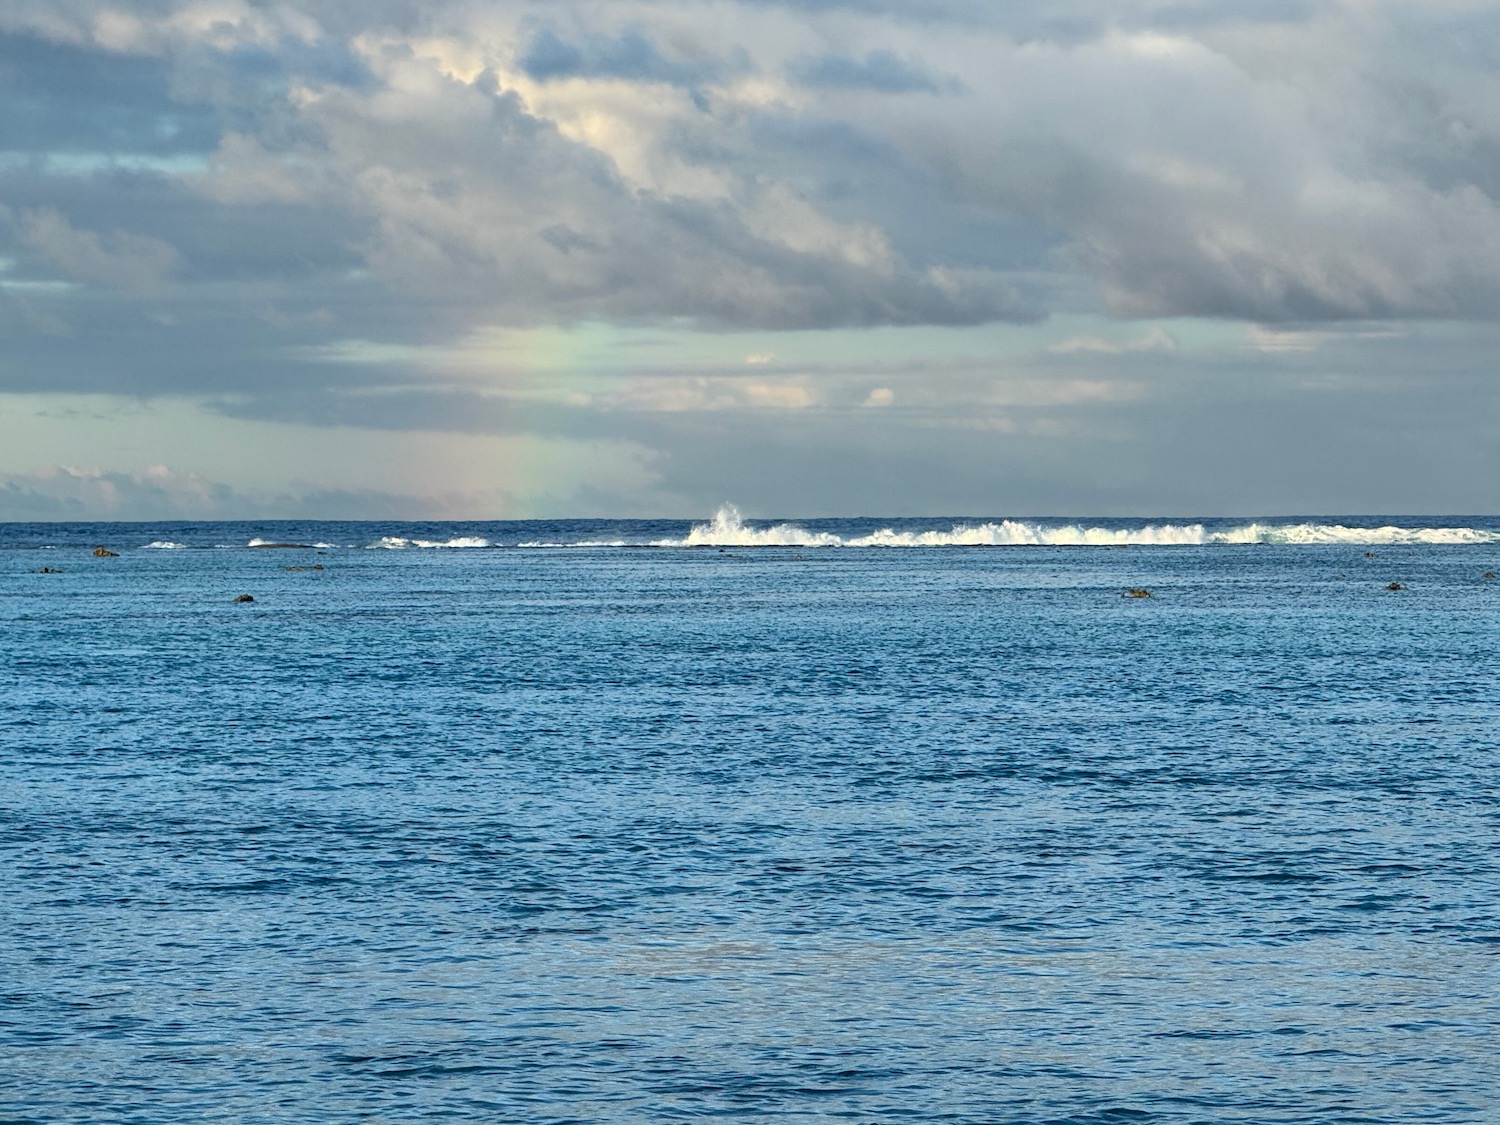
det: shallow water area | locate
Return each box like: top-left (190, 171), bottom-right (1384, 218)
top-left (3, 515), bottom-right (1499, 1123)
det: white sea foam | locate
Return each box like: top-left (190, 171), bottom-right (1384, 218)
top-left (569, 504), bottom-right (1500, 549)
top-left (246, 538), bottom-right (334, 548)
top-left (1209, 522), bottom-right (1500, 545)
top-left (368, 536), bottom-right (493, 549)
top-left (142, 540), bottom-right (187, 549)
top-left (650, 507), bottom-right (1211, 547)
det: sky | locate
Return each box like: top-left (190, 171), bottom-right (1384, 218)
top-left (2, 0), bottom-right (1500, 520)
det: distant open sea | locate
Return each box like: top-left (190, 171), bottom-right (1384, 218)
top-left (4, 511), bottom-right (1499, 1124)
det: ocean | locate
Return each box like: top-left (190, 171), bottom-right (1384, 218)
top-left (3, 510), bottom-right (1499, 1123)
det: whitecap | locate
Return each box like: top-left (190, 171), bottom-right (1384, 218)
top-left (638, 505), bottom-right (1500, 549)
top-left (1209, 522), bottom-right (1500, 546)
top-left (367, 536), bottom-right (493, 549)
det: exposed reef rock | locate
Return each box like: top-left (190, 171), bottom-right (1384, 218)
top-left (92, 547), bottom-right (119, 557)
top-left (1126, 587), bottom-right (1152, 598)
top-left (233, 594), bottom-right (256, 603)
top-left (1386, 582), bottom-right (1404, 591)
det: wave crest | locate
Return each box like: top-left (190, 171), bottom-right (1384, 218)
top-left (1215, 522), bottom-right (1500, 545)
top-left (368, 536), bottom-right (492, 549)
top-left (629, 505), bottom-right (1500, 549)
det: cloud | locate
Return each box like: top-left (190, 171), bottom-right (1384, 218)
top-left (0, 436), bottom-right (668, 518)
top-left (0, 461), bottom-right (461, 520)
top-left (3, 0), bottom-right (1500, 467)
top-left (518, 26), bottom-right (735, 86)
top-left (599, 375), bottom-right (819, 412)
top-left (1244, 325), bottom-right (1329, 354)
top-left (1048, 327), bottom-right (1177, 354)
top-left (17, 207), bottom-right (179, 291)
top-left (787, 50), bottom-right (949, 94)
top-left (863, 386), bottom-right (895, 407)
top-left (8, 1), bottom-right (1497, 371)
top-left (278, 49), bottom-right (1036, 331)
top-left (988, 377), bottom-right (1143, 407)
top-left (0, 463), bottom-right (235, 518)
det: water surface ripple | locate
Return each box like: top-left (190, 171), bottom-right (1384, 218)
top-left (2, 522), bottom-right (1498, 1122)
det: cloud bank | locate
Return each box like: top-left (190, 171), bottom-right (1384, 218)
top-left (4, 4), bottom-right (1499, 361)
top-left (3, 1), bottom-right (1500, 516)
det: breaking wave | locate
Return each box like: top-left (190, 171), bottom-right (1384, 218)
top-left (527, 504), bottom-right (1500, 549)
top-left (142, 540), bottom-right (187, 549)
top-left (1199, 522), bottom-right (1500, 546)
top-left (367, 536), bottom-right (493, 549)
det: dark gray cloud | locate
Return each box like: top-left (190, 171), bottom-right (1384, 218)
top-left (0, 31), bottom-right (219, 156)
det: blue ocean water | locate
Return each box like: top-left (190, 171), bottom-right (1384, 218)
top-left (3, 513), bottom-right (1499, 1123)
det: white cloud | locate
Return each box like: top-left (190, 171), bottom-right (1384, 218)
top-left (603, 375), bottom-right (818, 412)
top-left (0, 440), bottom-right (667, 519)
top-left (200, 133), bottom-right (325, 205)
top-left (1048, 327), bottom-right (1177, 355)
top-left (1244, 325), bottom-right (1330, 353)
top-left (0, 463), bottom-right (230, 518)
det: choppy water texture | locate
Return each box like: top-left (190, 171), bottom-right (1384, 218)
top-left (3, 515), bottom-right (1500, 1124)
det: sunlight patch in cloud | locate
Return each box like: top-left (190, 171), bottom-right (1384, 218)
top-left (1047, 327), bottom-right (1177, 355)
top-left (604, 375), bottom-right (818, 412)
top-left (1244, 325), bottom-right (1330, 353)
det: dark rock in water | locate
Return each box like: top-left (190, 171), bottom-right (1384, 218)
top-left (93, 547), bottom-right (119, 557)
top-left (1386, 582), bottom-right (1403, 591)
top-left (250, 542), bottom-right (313, 549)
top-left (233, 594), bottom-right (256, 603)
top-left (283, 564), bottom-right (327, 572)
top-left (1126, 587), bottom-right (1151, 599)
top-left (1485, 571), bottom-right (1496, 580)
top-left (36, 566), bottom-right (63, 574)
top-left (1364, 551), bottom-right (1377, 558)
